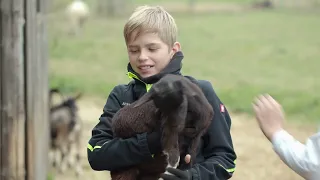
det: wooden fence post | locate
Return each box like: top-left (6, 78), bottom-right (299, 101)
top-left (0, 0), bottom-right (26, 180)
top-left (24, 0), bottom-right (49, 179)
top-left (1, 0), bottom-right (49, 179)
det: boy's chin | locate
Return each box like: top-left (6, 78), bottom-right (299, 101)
top-left (139, 73), bottom-right (156, 78)
top-left (138, 71), bottom-right (159, 78)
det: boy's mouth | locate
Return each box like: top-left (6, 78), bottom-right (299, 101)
top-left (138, 65), bottom-right (154, 70)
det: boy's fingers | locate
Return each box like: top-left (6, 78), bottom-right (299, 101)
top-left (185, 154), bottom-right (191, 164)
top-left (160, 173), bottom-right (176, 180)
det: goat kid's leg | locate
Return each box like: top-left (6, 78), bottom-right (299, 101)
top-left (186, 133), bottom-right (203, 168)
top-left (52, 148), bottom-right (62, 170)
top-left (49, 148), bottom-right (60, 169)
top-left (66, 127), bottom-right (83, 177)
top-left (58, 143), bottom-right (69, 174)
top-left (159, 98), bottom-right (187, 180)
top-left (75, 138), bottom-right (83, 177)
top-left (158, 148), bottom-right (180, 180)
top-left (163, 146), bottom-right (180, 170)
top-left (75, 153), bottom-right (83, 178)
top-left (160, 129), bottom-right (181, 179)
top-left (65, 141), bottom-right (82, 177)
top-left (65, 143), bottom-right (74, 168)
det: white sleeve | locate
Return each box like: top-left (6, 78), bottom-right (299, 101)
top-left (271, 129), bottom-right (320, 179)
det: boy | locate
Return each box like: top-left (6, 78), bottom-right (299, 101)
top-left (87, 5), bottom-right (237, 180)
top-left (253, 94), bottom-right (320, 180)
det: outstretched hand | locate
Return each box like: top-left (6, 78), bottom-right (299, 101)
top-left (253, 94), bottom-right (285, 141)
top-left (160, 155), bottom-right (192, 180)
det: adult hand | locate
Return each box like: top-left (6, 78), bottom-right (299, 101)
top-left (160, 154), bottom-right (192, 180)
top-left (253, 94), bottom-right (285, 141)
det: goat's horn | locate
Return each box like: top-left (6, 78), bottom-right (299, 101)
top-left (73, 92), bottom-right (82, 100)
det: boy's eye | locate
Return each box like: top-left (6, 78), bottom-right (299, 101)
top-left (149, 48), bottom-right (158, 52)
top-left (129, 49), bottom-right (139, 53)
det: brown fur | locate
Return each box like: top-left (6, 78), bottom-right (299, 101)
top-left (110, 74), bottom-right (214, 180)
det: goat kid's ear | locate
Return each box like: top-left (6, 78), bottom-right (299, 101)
top-left (49, 88), bottom-right (63, 97)
top-left (133, 92), bottom-right (153, 108)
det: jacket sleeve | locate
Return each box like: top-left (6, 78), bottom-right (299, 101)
top-left (271, 130), bottom-right (320, 179)
top-left (190, 80), bottom-right (237, 180)
top-left (87, 85), bottom-right (154, 171)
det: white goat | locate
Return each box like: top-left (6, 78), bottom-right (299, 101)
top-left (65, 0), bottom-right (90, 36)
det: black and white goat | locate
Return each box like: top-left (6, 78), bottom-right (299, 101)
top-left (110, 74), bottom-right (214, 180)
top-left (49, 88), bottom-right (83, 177)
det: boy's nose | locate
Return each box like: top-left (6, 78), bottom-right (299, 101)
top-left (138, 53), bottom-right (148, 62)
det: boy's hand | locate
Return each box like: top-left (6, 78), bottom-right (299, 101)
top-left (160, 155), bottom-right (192, 180)
top-left (253, 94), bottom-right (285, 141)
top-left (146, 131), bottom-right (162, 154)
top-left (160, 168), bottom-right (192, 180)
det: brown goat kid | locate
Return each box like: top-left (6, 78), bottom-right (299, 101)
top-left (110, 74), bottom-right (214, 180)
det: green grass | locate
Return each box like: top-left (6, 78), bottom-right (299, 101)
top-left (48, 2), bottom-right (320, 122)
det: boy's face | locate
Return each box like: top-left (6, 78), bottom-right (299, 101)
top-left (127, 31), bottom-right (181, 78)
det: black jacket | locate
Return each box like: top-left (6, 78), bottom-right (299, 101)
top-left (87, 51), bottom-right (237, 180)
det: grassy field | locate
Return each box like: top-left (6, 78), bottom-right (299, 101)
top-left (49, 1), bottom-right (320, 123)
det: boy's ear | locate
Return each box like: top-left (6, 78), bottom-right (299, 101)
top-left (172, 42), bottom-right (181, 53)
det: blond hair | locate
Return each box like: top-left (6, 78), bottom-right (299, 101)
top-left (124, 5), bottom-right (178, 47)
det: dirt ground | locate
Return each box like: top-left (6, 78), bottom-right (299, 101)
top-left (53, 99), bottom-right (314, 180)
